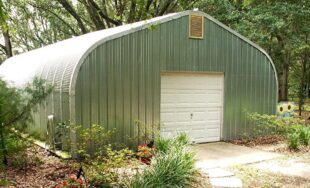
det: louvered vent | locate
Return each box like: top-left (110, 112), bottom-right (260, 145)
top-left (189, 15), bottom-right (204, 39)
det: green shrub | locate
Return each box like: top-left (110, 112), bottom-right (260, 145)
top-left (155, 137), bottom-right (172, 154)
top-left (287, 132), bottom-right (300, 150)
top-left (298, 127), bottom-right (310, 146)
top-left (72, 124), bottom-right (118, 159)
top-left (155, 133), bottom-right (190, 154)
top-left (70, 124), bottom-right (136, 186)
top-left (0, 130), bottom-right (32, 170)
top-left (245, 112), bottom-right (306, 139)
top-left (284, 124), bottom-right (303, 135)
top-left (84, 145), bottom-right (135, 187)
top-left (246, 113), bottom-right (279, 137)
top-left (175, 132), bottom-right (190, 146)
top-left (129, 134), bottom-right (199, 188)
top-left (0, 178), bottom-right (9, 187)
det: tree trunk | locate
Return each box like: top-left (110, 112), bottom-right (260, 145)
top-left (279, 63), bottom-right (289, 101)
top-left (0, 124), bottom-right (8, 166)
top-left (308, 80), bottom-right (310, 98)
top-left (57, 0), bottom-right (88, 34)
top-left (3, 29), bottom-right (13, 58)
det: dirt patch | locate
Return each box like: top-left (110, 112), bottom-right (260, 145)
top-left (0, 146), bottom-right (74, 187)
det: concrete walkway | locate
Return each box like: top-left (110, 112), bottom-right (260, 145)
top-left (251, 158), bottom-right (310, 178)
top-left (193, 142), bottom-right (282, 188)
top-left (193, 142), bottom-right (282, 169)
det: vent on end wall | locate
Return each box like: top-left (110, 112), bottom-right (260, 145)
top-left (189, 14), bottom-right (204, 39)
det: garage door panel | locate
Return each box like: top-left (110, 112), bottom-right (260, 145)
top-left (192, 112), bottom-right (205, 121)
top-left (206, 92), bottom-right (223, 106)
top-left (189, 130), bottom-right (206, 140)
top-left (161, 73), bottom-right (223, 143)
top-left (206, 109), bottom-right (221, 121)
top-left (161, 112), bottom-right (190, 122)
top-left (207, 129), bottom-right (220, 139)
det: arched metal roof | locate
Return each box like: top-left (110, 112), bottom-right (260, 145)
top-left (0, 10), bottom-right (278, 97)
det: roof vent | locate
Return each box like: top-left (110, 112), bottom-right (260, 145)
top-left (189, 14), bottom-right (204, 39)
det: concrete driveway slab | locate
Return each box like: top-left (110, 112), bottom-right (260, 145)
top-left (193, 142), bottom-right (282, 169)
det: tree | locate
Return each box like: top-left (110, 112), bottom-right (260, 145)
top-left (196, 0), bottom-right (310, 106)
top-left (0, 0), bottom-right (198, 63)
top-left (0, 0), bottom-right (13, 61)
top-left (0, 78), bottom-right (52, 166)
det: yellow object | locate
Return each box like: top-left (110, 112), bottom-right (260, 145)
top-left (277, 103), bottom-right (285, 115)
top-left (277, 102), bottom-right (295, 118)
top-left (287, 101), bottom-right (295, 113)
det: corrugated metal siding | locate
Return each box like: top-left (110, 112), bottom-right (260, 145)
top-left (75, 15), bottom-right (277, 144)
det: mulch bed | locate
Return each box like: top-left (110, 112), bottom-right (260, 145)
top-left (230, 134), bottom-right (310, 155)
top-left (0, 146), bottom-right (74, 188)
top-left (230, 135), bottom-right (285, 147)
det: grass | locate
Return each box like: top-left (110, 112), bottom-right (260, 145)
top-left (129, 133), bottom-right (203, 188)
top-left (230, 165), bottom-right (310, 188)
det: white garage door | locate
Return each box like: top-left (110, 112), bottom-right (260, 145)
top-left (160, 73), bottom-right (223, 143)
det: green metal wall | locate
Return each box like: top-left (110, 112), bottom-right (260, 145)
top-left (75, 15), bottom-right (277, 144)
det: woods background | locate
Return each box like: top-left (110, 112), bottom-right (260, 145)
top-left (0, 0), bottom-right (309, 111)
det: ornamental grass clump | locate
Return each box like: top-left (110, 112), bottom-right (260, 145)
top-left (298, 127), bottom-right (310, 146)
top-left (287, 131), bottom-right (300, 150)
top-left (129, 134), bottom-right (199, 188)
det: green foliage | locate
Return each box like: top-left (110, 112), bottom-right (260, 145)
top-left (0, 77), bottom-right (52, 129)
top-left (155, 133), bottom-right (189, 154)
top-left (244, 112), bottom-right (310, 149)
top-left (0, 178), bottom-right (9, 187)
top-left (0, 130), bottom-right (31, 169)
top-left (83, 145), bottom-right (134, 187)
top-left (287, 131), bottom-right (300, 150)
top-left (70, 124), bottom-right (136, 186)
top-left (0, 0), bottom-right (195, 61)
top-left (196, 0), bottom-right (310, 107)
top-left (73, 124), bottom-right (116, 159)
top-left (298, 127), bottom-right (310, 146)
top-left (154, 137), bottom-right (172, 154)
top-left (245, 112), bottom-right (306, 139)
top-left (175, 132), bottom-right (190, 146)
top-left (0, 77), bottom-right (52, 166)
top-left (129, 134), bottom-right (199, 188)
top-left (285, 126), bottom-right (310, 150)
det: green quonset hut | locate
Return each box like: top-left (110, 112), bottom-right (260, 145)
top-left (0, 11), bottom-right (278, 148)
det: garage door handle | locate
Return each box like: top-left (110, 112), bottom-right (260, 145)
top-left (190, 113), bottom-right (193, 119)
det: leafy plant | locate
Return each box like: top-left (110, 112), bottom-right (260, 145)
top-left (136, 143), bottom-right (155, 165)
top-left (298, 127), bottom-right (310, 146)
top-left (55, 174), bottom-right (86, 188)
top-left (0, 77), bottom-right (52, 166)
top-left (72, 124), bottom-right (116, 159)
top-left (0, 129), bottom-right (33, 170)
top-left (175, 132), bottom-right (190, 146)
top-left (245, 112), bottom-right (306, 139)
top-left (0, 178), bottom-right (10, 187)
top-left (287, 132), bottom-right (300, 150)
top-left (129, 134), bottom-right (200, 188)
top-left (155, 133), bottom-right (190, 154)
top-left (154, 137), bottom-right (172, 154)
top-left (69, 124), bottom-right (136, 186)
top-left (83, 145), bottom-right (135, 187)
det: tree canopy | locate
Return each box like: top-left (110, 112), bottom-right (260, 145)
top-left (0, 0), bottom-right (309, 111)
